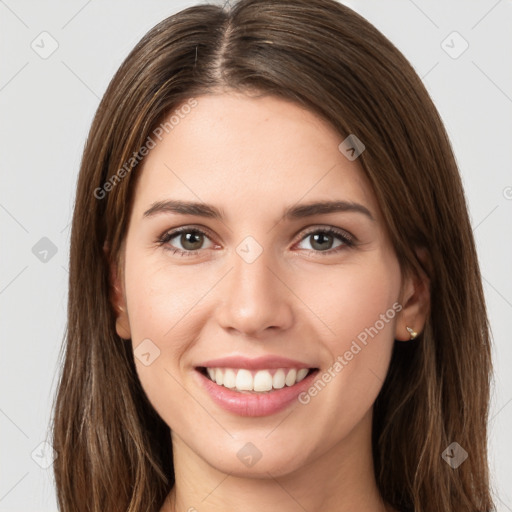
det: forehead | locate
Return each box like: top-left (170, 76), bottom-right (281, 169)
top-left (131, 92), bottom-right (379, 222)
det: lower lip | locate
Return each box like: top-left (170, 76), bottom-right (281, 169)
top-left (195, 368), bottom-right (318, 417)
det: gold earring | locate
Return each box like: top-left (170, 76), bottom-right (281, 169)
top-left (406, 326), bottom-right (418, 340)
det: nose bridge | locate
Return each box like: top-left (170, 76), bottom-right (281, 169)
top-left (216, 235), bottom-right (293, 335)
top-left (233, 240), bottom-right (274, 298)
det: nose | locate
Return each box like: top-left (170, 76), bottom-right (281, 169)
top-left (215, 242), bottom-right (294, 338)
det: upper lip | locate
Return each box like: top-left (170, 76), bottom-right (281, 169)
top-left (197, 355), bottom-right (316, 370)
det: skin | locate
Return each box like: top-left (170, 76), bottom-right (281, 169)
top-left (109, 91), bottom-right (429, 512)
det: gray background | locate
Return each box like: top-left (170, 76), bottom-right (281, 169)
top-left (1, 0), bottom-right (511, 510)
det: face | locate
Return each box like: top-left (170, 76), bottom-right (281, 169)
top-left (111, 91), bottom-right (419, 477)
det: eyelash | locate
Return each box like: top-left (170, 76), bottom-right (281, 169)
top-left (155, 225), bottom-right (356, 257)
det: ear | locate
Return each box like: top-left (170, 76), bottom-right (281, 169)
top-left (104, 242), bottom-right (131, 340)
top-left (395, 247), bottom-right (431, 341)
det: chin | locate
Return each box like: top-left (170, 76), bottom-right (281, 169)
top-left (201, 441), bottom-right (312, 479)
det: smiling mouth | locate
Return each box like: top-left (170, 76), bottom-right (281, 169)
top-left (197, 366), bottom-right (318, 393)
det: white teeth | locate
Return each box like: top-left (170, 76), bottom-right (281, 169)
top-left (296, 368), bottom-right (309, 382)
top-left (285, 368), bottom-right (297, 386)
top-left (204, 367), bottom-right (311, 392)
top-left (223, 368), bottom-right (236, 389)
top-left (235, 369), bottom-right (253, 391)
top-left (272, 369), bottom-right (286, 389)
top-left (253, 370), bottom-right (273, 392)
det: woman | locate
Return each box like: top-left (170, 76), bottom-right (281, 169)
top-left (51, 0), bottom-right (494, 511)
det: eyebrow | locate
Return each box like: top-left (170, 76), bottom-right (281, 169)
top-left (143, 199), bottom-right (374, 222)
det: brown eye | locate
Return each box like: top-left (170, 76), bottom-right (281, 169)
top-left (309, 232), bottom-right (336, 251)
top-left (296, 227), bottom-right (354, 254)
top-left (179, 231), bottom-right (205, 251)
top-left (157, 227), bottom-right (214, 256)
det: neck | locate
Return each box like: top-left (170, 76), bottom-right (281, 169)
top-left (161, 409), bottom-right (391, 512)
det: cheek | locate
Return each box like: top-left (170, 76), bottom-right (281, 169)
top-left (123, 247), bottom-right (207, 343)
top-left (299, 254), bottom-right (401, 420)
top-left (121, 243), bottom-right (234, 395)
top-left (293, 254), bottom-right (400, 351)
top-left (122, 251), bottom-right (211, 431)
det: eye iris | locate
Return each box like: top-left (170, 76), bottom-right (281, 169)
top-left (181, 232), bottom-right (203, 250)
top-left (311, 232), bottom-right (333, 251)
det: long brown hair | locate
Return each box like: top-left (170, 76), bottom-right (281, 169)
top-left (51, 1), bottom-right (494, 510)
